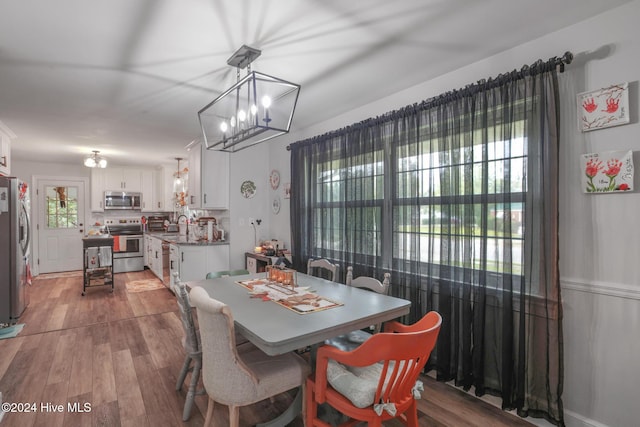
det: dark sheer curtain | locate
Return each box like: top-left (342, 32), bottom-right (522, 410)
top-left (290, 60), bottom-right (564, 425)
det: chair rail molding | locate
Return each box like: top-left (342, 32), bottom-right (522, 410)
top-left (561, 277), bottom-right (640, 301)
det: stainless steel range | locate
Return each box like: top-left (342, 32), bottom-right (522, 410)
top-left (105, 217), bottom-right (144, 273)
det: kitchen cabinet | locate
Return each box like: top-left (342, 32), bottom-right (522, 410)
top-left (148, 235), bottom-right (164, 280)
top-left (172, 243), bottom-right (229, 282)
top-left (92, 166), bottom-right (158, 212)
top-left (187, 142), bottom-right (229, 209)
top-left (143, 234), bottom-right (152, 267)
top-left (140, 170), bottom-right (154, 212)
top-left (153, 165), bottom-right (177, 212)
top-left (104, 167), bottom-right (142, 192)
top-left (90, 168), bottom-right (106, 211)
top-left (0, 120), bottom-right (16, 176)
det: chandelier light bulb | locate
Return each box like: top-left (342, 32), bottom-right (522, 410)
top-left (98, 158), bottom-right (107, 168)
top-left (250, 104), bottom-right (258, 115)
top-left (230, 116), bottom-right (236, 128)
top-left (220, 122), bottom-right (228, 133)
top-left (261, 95), bottom-right (272, 109)
top-left (84, 157), bottom-right (96, 167)
top-left (238, 109), bottom-right (246, 122)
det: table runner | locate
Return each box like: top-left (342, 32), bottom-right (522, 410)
top-left (236, 278), bottom-right (343, 314)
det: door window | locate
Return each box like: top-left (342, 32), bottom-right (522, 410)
top-left (46, 186), bottom-right (79, 228)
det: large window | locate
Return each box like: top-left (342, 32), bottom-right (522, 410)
top-left (290, 65), bottom-right (563, 425)
top-left (395, 130), bottom-right (526, 277)
top-left (308, 120), bottom-right (527, 285)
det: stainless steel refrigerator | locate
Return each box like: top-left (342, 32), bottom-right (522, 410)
top-left (0, 176), bottom-right (31, 325)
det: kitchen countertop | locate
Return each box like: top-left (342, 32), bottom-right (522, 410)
top-left (145, 231), bottom-right (229, 246)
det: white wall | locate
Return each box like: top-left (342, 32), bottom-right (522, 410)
top-left (268, 2), bottom-right (640, 426)
top-left (227, 143), bottom-right (272, 269)
top-left (12, 159), bottom-right (90, 181)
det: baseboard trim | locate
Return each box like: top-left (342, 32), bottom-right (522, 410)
top-left (563, 408), bottom-right (610, 427)
top-left (561, 277), bottom-right (640, 301)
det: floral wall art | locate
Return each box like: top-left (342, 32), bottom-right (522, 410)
top-left (581, 150), bottom-right (634, 193)
top-left (578, 82), bottom-right (629, 132)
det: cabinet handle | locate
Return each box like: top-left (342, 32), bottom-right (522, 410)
top-left (170, 260), bottom-right (174, 269)
top-left (204, 194), bottom-right (207, 204)
top-left (190, 195), bottom-right (194, 204)
top-left (0, 155), bottom-right (6, 167)
top-left (181, 252), bottom-right (184, 262)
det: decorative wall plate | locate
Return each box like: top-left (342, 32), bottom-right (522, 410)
top-left (240, 180), bottom-right (256, 198)
top-left (270, 169), bottom-right (281, 190)
top-left (272, 196), bottom-right (281, 214)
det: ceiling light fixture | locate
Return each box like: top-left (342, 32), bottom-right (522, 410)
top-left (84, 150), bottom-right (107, 168)
top-left (173, 157), bottom-right (187, 193)
top-left (198, 45), bottom-right (300, 153)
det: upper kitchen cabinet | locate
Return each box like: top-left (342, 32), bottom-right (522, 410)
top-left (91, 168), bottom-right (106, 211)
top-left (91, 166), bottom-right (155, 212)
top-left (187, 142), bottom-right (229, 210)
top-left (140, 169), bottom-right (154, 212)
top-left (0, 120), bottom-right (16, 176)
top-left (104, 167), bottom-right (141, 192)
top-left (145, 166), bottom-right (176, 212)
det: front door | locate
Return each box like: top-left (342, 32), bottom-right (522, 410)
top-left (37, 178), bottom-right (86, 273)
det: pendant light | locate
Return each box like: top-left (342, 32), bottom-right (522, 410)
top-left (198, 45), bottom-right (300, 153)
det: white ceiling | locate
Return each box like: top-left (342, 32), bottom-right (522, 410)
top-left (0, 0), bottom-right (631, 167)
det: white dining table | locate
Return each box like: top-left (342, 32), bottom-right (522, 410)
top-left (188, 272), bottom-right (411, 426)
top-left (188, 272), bottom-right (411, 356)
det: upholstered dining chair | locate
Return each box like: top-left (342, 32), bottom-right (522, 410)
top-left (205, 269), bottom-right (249, 279)
top-left (307, 258), bottom-right (339, 282)
top-left (306, 311), bottom-right (442, 427)
top-left (325, 266), bottom-right (391, 352)
top-left (206, 270), bottom-right (228, 279)
top-left (172, 275), bottom-right (203, 421)
top-left (189, 286), bottom-right (311, 427)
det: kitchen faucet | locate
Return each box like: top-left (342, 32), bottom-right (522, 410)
top-left (177, 214), bottom-right (189, 241)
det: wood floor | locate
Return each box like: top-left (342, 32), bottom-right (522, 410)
top-left (0, 270), bottom-right (533, 427)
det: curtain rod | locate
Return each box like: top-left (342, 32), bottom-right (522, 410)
top-left (286, 51), bottom-right (573, 151)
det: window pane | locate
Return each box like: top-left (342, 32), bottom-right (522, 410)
top-left (45, 185), bottom-right (79, 229)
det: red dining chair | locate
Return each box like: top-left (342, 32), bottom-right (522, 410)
top-left (306, 311), bottom-right (441, 427)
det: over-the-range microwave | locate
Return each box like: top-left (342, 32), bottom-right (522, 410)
top-left (104, 191), bottom-right (141, 210)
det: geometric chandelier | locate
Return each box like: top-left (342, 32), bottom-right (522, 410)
top-left (198, 45), bottom-right (300, 153)
top-left (83, 150), bottom-right (107, 168)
